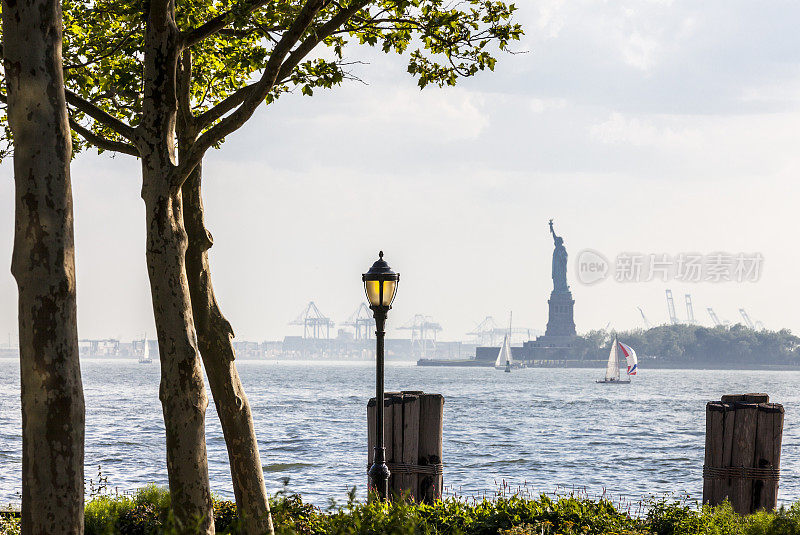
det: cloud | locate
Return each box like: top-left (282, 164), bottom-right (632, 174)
top-left (296, 86), bottom-right (489, 143)
top-left (528, 97), bottom-right (567, 114)
top-left (619, 31), bottom-right (662, 71)
top-left (589, 112), bottom-right (702, 148)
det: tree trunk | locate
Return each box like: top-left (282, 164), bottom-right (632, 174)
top-left (140, 3), bottom-right (215, 531)
top-left (3, 0), bottom-right (85, 532)
top-left (183, 162), bottom-right (274, 535)
top-left (142, 160), bottom-right (214, 534)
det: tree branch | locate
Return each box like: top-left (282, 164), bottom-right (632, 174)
top-left (176, 0), bottom-right (332, 185)
top-left (194, 83), bottom-right (257, 131)
top-left (64, 89), bottom-right (137, 142)
top-left (63, 26), bottom-right (140, 71)
top-left (181, 0), bottom-right (273, 48)
top-left (190, 0), bottom-right (370, 146)
top-left (274, 0), bottom-right (370, 79)
top-left (69, 119), bottom-right (139, 156)
top-left (177, 49), bottom-right (196, 138)
top-left (2, 88), bottom-right (137, 156)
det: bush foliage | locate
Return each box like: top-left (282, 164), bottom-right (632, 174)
top-left (6, 488), bottom-right (800, 534)
top-left (575, 324), bottom-right (800, 365)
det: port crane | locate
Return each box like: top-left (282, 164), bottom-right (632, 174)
top-left (467, 316), bottom-right (538, 346)
top-left (467, 316), bottom-right (501, 346)
top-left (637, 307), bottom-right (651, 329)
top-left (707, 307), bottom-right (722, 327)
top-left (665, 289), bottom-right (679, 324)
top-left (399, 314), bottom-right (442, 360)
top-left (685, 294), bottom-right (696, 324)
top-left (342, 303), bottom-right (374, 340)
top-left (739, 308), bottom-right (756, 330)
top-left (290, 301), bottom-right (334, 339)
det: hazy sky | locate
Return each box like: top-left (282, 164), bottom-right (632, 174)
top-left (2, 0), bottom-right (800, 343)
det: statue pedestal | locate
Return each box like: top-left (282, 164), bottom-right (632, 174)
top-left (545, 290), bottom-right (576, 337)
top-left (517, 289), bottom-right (577, 362)
top-left (522, 335), bottom-right (577, 361)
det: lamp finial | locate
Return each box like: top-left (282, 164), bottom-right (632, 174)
top-left (379, 250), bottom-right (384, 260)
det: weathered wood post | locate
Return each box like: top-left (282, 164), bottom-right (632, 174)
top-left (418, 393), bottom-right (444, 502)
top-left (703, 393), bottom-right (784, 514)
top-left (367, 391), bottom-right (444, 502)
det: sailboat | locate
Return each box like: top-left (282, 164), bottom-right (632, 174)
top-left (596, 338), bottom-right (637, 383)
top-left (139, 334), bottom-right (153, 364)
top-left (495, 313), bottom-right (514, 372)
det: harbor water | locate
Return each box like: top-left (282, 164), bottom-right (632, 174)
top-left (2, 358), bottom-right (800, 508)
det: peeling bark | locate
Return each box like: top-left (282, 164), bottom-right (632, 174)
top-left (142, 160), bottom-right (214, 534)
top-left (183, 162), bottom-right (274, 535)
top-left (3, 0), bottom-right (85, 532)
top-left (140, 2), bottom-right (215, 532)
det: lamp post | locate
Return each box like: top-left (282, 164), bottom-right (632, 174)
top-left (363, 250), bottom-right (399, 500)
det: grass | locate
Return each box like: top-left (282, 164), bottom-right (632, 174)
top-left (4, 488), bottom-right (800, 534)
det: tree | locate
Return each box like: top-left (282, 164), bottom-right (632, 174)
top-left (1, 0), bottom-right (85, 531)
top-left (4, 0), bottom-right (522, 531)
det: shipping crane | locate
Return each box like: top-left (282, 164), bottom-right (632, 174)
top-left (467, 316), bottom-right (501, 346)
top-left (290, 301), bottom-right (334, 339)
top-left (707, 307), bottom-right (722, 327)
top-left (665, 289), bottom-right (679, 324)
top-left (739, 308), bottom-right (755, 330)
top-left (399, 314), bottom-right (442, 360)
top-left (637, 306), bottom-right (651, 329)
top-left (685, 294), bottom-right (696, 324)
top-left (342, 303), bottom-right (374, 340)
top-left (467, 316), bottom-right (538, 346)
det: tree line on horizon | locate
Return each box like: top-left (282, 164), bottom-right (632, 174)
top-left (574, 324), bottom-right (800, 365)
top-left (0, 0), bottom-right (522, 533)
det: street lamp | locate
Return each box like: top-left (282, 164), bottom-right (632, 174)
top-left (363, 251), bottom-right (399, 500)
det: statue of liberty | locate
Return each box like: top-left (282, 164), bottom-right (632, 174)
top-left (549, 219), bottom-right (569, 292)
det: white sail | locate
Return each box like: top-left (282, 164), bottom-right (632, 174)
top-left (140, 334), bottom-right (151, 363)
top-left (604, 338), bottom-right (620, 381)
top-left (495, 333), bottom-right (513, 368)
top-left (619, 341), bottom-right (638, 375)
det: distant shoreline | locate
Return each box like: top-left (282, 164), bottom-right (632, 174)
top-left (416, 357), bottom-right (800, 371)
top-left (2, 354), bottom-right (800, 371)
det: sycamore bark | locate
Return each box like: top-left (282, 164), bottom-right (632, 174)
top-left (3, 0), bottom-right (85, 532)
top-left (142, 164), bottom-right (214, 534)
top-left (175, 48), bottom-right (272, 534)
top-left (182, 162), bottom-right (274, 535)
top-left (140, 2), bottom-right (214, 532)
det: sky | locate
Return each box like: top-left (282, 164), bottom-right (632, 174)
top-left (1, 0), bottom-right (800, 343)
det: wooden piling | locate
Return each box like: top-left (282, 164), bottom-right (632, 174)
top-left (703, 402), bottom-right (723, 504)
top-left (719, 403), bottom-right (736, 501)
top-left (367, 391), bottom-right (443, 502)
top-left (703, 394), bottom-right (784, 514)
top-left (401, 393), bottom-right (420, 500)
top-left (753, 403), bottom-right (784, 511)
top-left (391, 394), bottom-right (404, 495)
top-left (730, 402), bottom-right (758, 513)
top-left (418, 393), bottom-right (444, 503)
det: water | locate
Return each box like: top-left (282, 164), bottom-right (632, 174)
top-left (2, 358), bottom-right (800, 507)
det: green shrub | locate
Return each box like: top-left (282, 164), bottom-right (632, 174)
top-left (0, 515), bottom-right (21, 535)
top-left (84, 485), bottom-right (172, 535)
top-left (6, 488), bottom-right (800, 534)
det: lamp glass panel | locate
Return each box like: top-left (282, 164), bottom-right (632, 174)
top-left (365, 279), bottom-right (397, 307)
top-left (365, 280), bottom-right (381, 307)
top-left (381, 280), bottom-right (397, 306)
